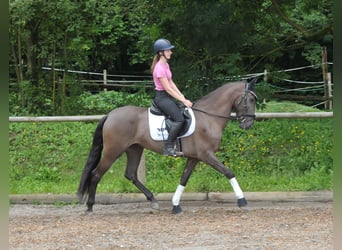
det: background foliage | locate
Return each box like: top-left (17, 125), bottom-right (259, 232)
top-left (9, 0), bottom-right (333, 115)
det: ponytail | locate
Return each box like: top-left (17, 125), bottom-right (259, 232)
top-left (150, 54), bottom-right (160, 73)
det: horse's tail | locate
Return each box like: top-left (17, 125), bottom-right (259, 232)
top-left (77, 115), bottom-right (108, 203)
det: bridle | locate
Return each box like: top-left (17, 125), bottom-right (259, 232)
top-left (192, 82), bottom-right (258, 121)
top-left (235, 82), bottom-right (258, 122)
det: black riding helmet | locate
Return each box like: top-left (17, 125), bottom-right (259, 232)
top-left (153, 38), bottom-right (175, 54)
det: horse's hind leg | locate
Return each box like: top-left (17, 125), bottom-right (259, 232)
top-left (124, 144), bottom-right (159, 209)
top-left (87, 152), bottom-right (121, 212)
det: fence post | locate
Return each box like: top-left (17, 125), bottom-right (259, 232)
top-left (263, 69), bottom-right (268, 105)
top-left (327, 72), bottom-right (332, 110)
top-left (103, 69), bottom-right (107, 91)
top-left (263, 69), bottom-right (268, 82)
top-left (321, 46), bottom-right (329, 110)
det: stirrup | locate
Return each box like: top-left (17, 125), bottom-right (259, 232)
top-left (163, 147), bottom-right (184, 157)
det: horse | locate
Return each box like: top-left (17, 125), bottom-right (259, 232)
top-left (77, 78), bottom-right (258, 214)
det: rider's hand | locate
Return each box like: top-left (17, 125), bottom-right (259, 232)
top-left (183, 99), bottom-right (193, 108)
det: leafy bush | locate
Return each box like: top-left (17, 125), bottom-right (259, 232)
top-left (69, 89), bottom-right (153, 115)
top-left (9, 88), bottom-right (153, 116)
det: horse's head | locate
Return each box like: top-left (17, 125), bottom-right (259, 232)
top-left (234, 78), bottom-right (258, 130)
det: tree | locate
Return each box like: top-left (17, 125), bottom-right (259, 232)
top-left (10, 0), bottom-right (136, 114)
top-left (9, 0), bottom-right (333, 114)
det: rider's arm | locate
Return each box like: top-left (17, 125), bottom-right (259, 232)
top-left (159, 77), bottom-right (192, 108)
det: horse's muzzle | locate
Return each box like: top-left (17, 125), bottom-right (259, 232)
top-left (239, 118), bottom-right (254, 130)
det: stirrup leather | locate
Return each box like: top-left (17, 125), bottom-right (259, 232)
top-left (163, 147), bottom-right (183, 157)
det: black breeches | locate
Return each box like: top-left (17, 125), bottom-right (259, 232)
top-left (153, 91), bottom-right (185, 122)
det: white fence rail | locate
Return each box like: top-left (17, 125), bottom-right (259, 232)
top-left (9, 112), bottom-right (333, 122)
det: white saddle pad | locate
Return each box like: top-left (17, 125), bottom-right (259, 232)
top-left (148, 108), bottom-right (196, 141)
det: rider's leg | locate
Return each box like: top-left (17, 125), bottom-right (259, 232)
top-left (153, 91), bottom-right (184, 156)
top-left (163, 120), bottom-right (184, 156)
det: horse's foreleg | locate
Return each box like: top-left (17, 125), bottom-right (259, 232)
top-left (204, 152), bottom-right (248, 208)
top-left (229, 177), bottom-right (247, 207)
top-left (125, 145), bottom-right (159, 209)
top-left (172, 158), bottom-right (199, 214)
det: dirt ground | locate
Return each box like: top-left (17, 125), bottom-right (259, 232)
top-left (9, 200), bottom-right (332, 250)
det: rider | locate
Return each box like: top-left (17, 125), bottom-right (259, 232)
top-left (151, 38), bottom-right (193, 156)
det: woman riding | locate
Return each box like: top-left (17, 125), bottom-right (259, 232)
top-left (151, 38), bottom-right (193, 156)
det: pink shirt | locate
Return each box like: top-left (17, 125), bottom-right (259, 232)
top-left (153, 60), bottom-right (172, 90)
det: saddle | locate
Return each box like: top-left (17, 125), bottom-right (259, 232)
top-left (149, 100), bottom-right (192, 136)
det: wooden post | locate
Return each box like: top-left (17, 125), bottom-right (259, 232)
top-left (263, 69), bottom-right (268, 82)
top-left (321, 46), bottom-right (329, 110)
top-left (263, 69), bottom-right (268, 105)
top-left (137, 152), bottom-right (146, 184)
top-left (327, 72), bottom-right (332, 110)
top-left (103, 69), bottom-right (107, 91)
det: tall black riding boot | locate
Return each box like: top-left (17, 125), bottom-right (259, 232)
top-left (163, 121), bottom-right (184, 156)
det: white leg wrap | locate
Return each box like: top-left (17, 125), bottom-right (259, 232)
top-left (229, 177), bottom-right (244, 199)
top-left (172, 185), bottom-right (185, 206)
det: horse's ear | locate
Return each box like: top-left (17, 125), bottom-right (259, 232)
top-left (248, 77), bottom-right (258, 91)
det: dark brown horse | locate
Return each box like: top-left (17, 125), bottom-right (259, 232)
top-left (78, 78), bottom-right (258, 213)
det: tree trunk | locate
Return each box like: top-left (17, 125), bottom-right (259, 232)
top-left (51, 40), bottom-right (56, 113)
top-left (25, 20), bottom-right (43, 113)
top-left (10, 26), bottom-right (25, 107)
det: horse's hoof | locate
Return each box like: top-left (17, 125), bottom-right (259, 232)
top-left (151, 201), bottom-right (159, 210)
top-left (237, 197), bottom-right (248, 207)
top-left (172, 205), bottom-right (182, 214)
top-left (86, 205), bottom-right (93, 212)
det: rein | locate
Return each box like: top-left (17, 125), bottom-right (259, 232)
top-left (191, 107), bottom-right (237, 120)
top-left (192, 106), bottom-right (256, 120)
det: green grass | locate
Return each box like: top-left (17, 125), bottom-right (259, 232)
top-left (9, 101), bottom-right (333, 194)
top-left (260, 100), bottom-right (322, 112)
